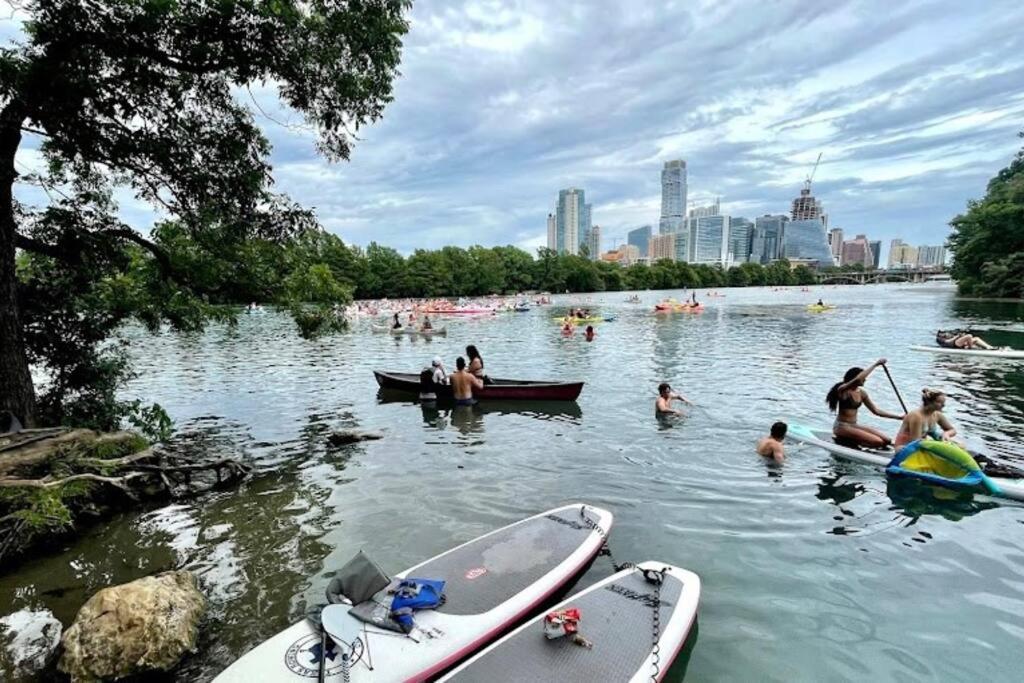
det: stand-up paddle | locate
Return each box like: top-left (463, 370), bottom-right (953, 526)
top-left (881, 363), bottom-right (908, 414)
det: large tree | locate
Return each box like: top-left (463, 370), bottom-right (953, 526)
top-left (1, 1), bottom-right (409, 425)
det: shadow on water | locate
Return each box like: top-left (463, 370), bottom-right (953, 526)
top-left (663, 619), bottom-right (699, 682)
top-left (376, 389), bottom-right (584, 422)
top-left (884, 479), bottom-right (1000, 522)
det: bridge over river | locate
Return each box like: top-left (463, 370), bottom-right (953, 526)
top-left (815, 268), bottom-right (950, 285)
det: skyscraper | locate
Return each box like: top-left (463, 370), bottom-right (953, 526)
top-left (659, 160), bottom-right (687, 234)
top-left (828, 228), bottom-right (844, 264)
top-left (649, 233), bottom-right (676, 261)
top-left (917, 245), bottom-right (946, 268)
top-left (868, 240), bottom-right (882, 269)
top-left (689, 198), bottom-right (720, 218)
top-left (555, 188), bottom-right (585, 255)
top-left (588, 225), bottom-right (601, 260)
top-left (580, 203), bottom-right (593, 254)
top-left (688, 214), bottom-right (731, 265)
top-left (791, 187), bottom-right (824, 222)
top-left (546, 214), bottom-right (556, 251)
top-left (628, 225), bottom-right (652, 255)
top-left (751, 215), bottom-right (788, 264)
top-left (888, 239), bottom-right (917, 268)
top-left (781, 218), bottom-right (833, 265)
top-left (728, 217), bottom-right (754, 264)
top-left (840, 234), bottom-right (874, 267)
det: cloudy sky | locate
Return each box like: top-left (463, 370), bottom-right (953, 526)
top-left (8, 0), bottom-right (1024, 261)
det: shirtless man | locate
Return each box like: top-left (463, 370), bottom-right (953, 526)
top-left (655, 382), bottom-right (693, 416)
top-left (450, 356), bottom-right (483, 406)
top-left (756, 422), bottom-right (787, 463)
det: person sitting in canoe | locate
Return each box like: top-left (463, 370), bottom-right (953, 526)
top-left (816, 299), bottom-right (824, 306)
top-left (826, 359), bottom-right (903, 449)
top-left (431, 356), bottom-right (448, 385)
top-left (756, 422), bottom-right (787, 463)
top-left (466, 345), bottom-right (490, 384)
top-left (936, 329), bottom-right (995, 350)
top-left (656, 382), bottom-right (693, 417)
top-left (421, 315), bottom-right (433, 331)
top-left (451, 356), bottom-right (483, 406)
top-left (585, 325), bottom-right (595, 342)
top-left (392, 313), bottom-right (402, 330)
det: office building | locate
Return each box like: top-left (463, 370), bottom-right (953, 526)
top-left (781, 218), bottom-right (833, 265)
top-left (917, 244), bottom-right (946, 268)
top-left (689, 198), bottom-right (721, 218)
top-left (628, 225), bottom-right (652, 256)
top-left (791, 187), bottom-right (825, 224)
top-left (649, 233), bottom-right (677, 262)
top-left (828, 228), bottom-right (844, 263)
top-left (687, 214), bottom-right (731, 265)
top-left (751, 214), bottom-right (788, 264)
top-left (869, 240), bottom-right (882, 269)
top-left (888, 239), bottom-right (918, 269)
top-left (581, 203), bottom-right (593, 253)
top-left (546, 214), bottom-right (556, 251)
top-left (555, 188), bottom-right (585, 255)
top-left (840, 234), bottom-right (874, 267)
top-left (587, 225), bottom-right (601, 260)
top-left (729, 217), bottom-right (754, 264)
top-left (659, 160), bottom-right (687, 234)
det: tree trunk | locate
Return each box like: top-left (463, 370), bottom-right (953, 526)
top-left (0, 106), bottom-right (36, 427)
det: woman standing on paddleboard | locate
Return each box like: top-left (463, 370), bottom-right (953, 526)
top-left (826, 359), bottom-right (903, 449)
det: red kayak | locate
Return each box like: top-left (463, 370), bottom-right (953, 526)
top-left (373, 371), bottom-right (584, 401)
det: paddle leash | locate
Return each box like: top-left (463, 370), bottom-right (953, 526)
top-left (882, 364), bottom-right (908, 414)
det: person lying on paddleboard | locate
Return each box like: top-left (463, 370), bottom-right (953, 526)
top-left (451, 356), bottom-right (483, 406)
top-left (656, 382), bottom-right (693, 417)
top-left (826, 359), bottom-right (903, 449)
top-left (756, 422), bottom-right (787, 463)
top-left (936, 329), bottom-right (995, 350)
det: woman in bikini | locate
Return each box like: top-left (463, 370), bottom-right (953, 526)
top-left (826, 358), bottom-right (903, 449)
top-left (894, 388), bottom-right (957, 449)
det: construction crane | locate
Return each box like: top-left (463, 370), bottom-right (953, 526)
top-left (803, 152), bottom-right (822, 192)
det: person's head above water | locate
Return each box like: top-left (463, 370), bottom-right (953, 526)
top-left (658, 382), bottom-right (672, 397)
top-left (770, 421), bottom-right (788, 439)
top-left (826, 367), bottom-right (864, 411)
top-left (456, 356), bottom-right (466, 371)
top-left (921, 387), bottom-right (946, 411)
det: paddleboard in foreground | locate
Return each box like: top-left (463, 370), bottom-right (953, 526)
top-left (213, 503), bottom-right (613, 682)
top-left (787, 424), bottom-right (1024, 502)
top-left (910, 345), bottom-right (1024, 359)
top-left (440, 561), bottom-right (700, 683)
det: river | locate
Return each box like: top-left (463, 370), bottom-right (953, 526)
top-left (3, 283), bottom-right (1024, 682)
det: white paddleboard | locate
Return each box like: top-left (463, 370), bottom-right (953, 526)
top-left (440, 561), bottom-right (700, 683)
top-left (910, 345), bottom-right (1024, 359)
top-left (213, 504), bottom-right (613, 682)
top-left (787, 424), bottom-right (1024, 502)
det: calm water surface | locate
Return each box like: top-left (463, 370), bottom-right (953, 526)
top-left (5, 283), bottom-right (1024, 682)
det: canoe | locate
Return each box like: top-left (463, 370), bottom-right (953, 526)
top-left (440, 561), bottom-right (700, 682)
top-left (910, 345), bottom-right (1024, 359)
top-left (213, 504), bottom-right (612, 682)
top-left (806, 304), bottom-right (836, 312)
top-left (372, 325), bottom-right (447, 337)
top-left (655, 304), bottom-right (704, 313)
top-left (552, 316), bottom-right (608, 324)
top-left (787, 424), bottom-right (1024, 502)
top-left (373, 371), bottom-right (584, 401)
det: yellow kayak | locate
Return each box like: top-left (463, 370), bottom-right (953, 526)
top-left (807, 304), bottom-right (836, 313)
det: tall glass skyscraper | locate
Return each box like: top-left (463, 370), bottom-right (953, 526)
top-left (781, 218), bottom-right (833, 264)
top-left (751, 214), bottom-right (788, 264)
top-left (729, 217), bottom-right (754, 263)
top-left (556, 188), bottom-right (585, 255)
top-left (659, 160), bottom-right (687, 234)
top-left (687, 214), bottom-right (731, 264)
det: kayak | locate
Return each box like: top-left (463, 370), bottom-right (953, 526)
top-left (806, 304), bottom-right (836, 312)
top-left (552, 316), bottom-right (609, 324)
top-left (786, 424), bottom-right (1024, 502)
top-left (910, 345), bottom-right (1024, 359)
top-left (374, 371), bottom-right (585, 401)
top-left (440, 561), bottom-right (700, 682)
top-left (213, 504), bottom-right (613, 682)
top-left (655, 304), bottom-right (704, 313)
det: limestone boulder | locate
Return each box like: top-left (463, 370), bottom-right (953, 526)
top-left (59, 570), bottom-right (205, 682)
top-left (0, 607), bottom-right (62, 678)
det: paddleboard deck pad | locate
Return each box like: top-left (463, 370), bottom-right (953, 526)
top-left (787, 424), bottom-right (1024, 502)
top-left (213, 504), bottom-right (613, 682)
top-left (441, 561), bottom-right (700, 682)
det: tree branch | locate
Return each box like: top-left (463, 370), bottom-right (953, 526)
top-left (14, 232), bottom-right (69, 261)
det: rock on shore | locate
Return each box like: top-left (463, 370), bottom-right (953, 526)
top-left (59, 570), bottom-right (205, 682)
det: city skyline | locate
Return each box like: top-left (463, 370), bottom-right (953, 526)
top-left (6, 1), bottom-right (1024, 257)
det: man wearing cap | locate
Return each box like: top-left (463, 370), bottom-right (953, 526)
top-left (431, 357), bottom-right (448, 385)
